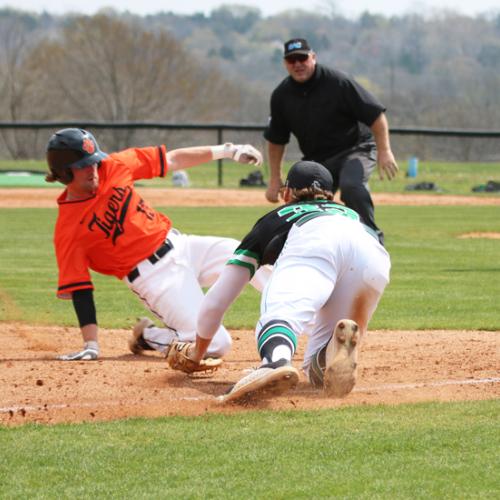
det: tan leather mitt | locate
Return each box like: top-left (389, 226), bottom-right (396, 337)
top-left (166, 341), bottom-right (222, 374)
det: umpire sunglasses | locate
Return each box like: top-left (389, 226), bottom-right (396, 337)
top-left (285, 54), bottom-right (310, 64)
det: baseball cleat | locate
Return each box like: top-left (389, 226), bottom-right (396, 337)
top-left (323, 319), bottom-right (360, 398)
top-left (218, 358), bottom-right (299, 404)
top-left (128, 317), bottom-right (155, 354)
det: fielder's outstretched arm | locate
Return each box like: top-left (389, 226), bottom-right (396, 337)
top-left (190, 265), bottom-right (252, 362)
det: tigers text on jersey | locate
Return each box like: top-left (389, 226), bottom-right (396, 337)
top-left (54, 146), bottom-right (169, 298)
top-left (228, 200), bottom-right (360, 277)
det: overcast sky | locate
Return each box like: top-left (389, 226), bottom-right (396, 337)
top-left (1, 0), bottom-right (499, 18)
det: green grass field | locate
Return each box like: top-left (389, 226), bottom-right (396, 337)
top-left (1, 158), bottom-right (500, 195)
top-left (1, 186), bottom-right (499, 497)
top-left (1, 401), bottom-right (498, 498)
top-left (0, 205), bottom-right (499, 330)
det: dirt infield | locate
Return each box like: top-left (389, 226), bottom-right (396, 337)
top-left (1, 187), bottom-right (500, 207)
top-left (1, 188), bottom-right (498, 425)
top-left (0, 323), bottom-right (498, 425)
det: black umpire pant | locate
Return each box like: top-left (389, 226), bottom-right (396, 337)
top-left (319, 141), bottom-right (383, 245)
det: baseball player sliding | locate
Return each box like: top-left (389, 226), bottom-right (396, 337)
top-left (45, 128), bottom-right (269, 361)
top-left (167, 161), bottom-right (391, 401)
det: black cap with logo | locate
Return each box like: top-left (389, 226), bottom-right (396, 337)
top-left (283, 38), bottom-right (312, 57)
top-left (285, 161), bottom-right (333, 191)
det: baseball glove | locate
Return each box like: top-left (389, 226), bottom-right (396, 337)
top-left (166, 342), bottom-right (222, 374)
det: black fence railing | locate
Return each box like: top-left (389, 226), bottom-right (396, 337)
top-left (1, 122), bottom-right (500, 186)
top-left (2, 121), bottom-right (500, 137)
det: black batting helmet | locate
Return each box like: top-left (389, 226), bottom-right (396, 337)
top-left (45, 128), bottom-right (108, 185)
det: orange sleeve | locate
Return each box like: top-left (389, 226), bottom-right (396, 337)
top-left (107, 146), bottom-right (168, 181)
top-left (55, 233), bottom-right (93, 300)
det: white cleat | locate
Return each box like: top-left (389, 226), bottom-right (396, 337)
top-left (323, 319), bottom-right (360, 398)
top-left (218, 359), bottom-right (299, 404)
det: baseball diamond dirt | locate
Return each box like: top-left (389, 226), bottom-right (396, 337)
top-left (1, 324), bottom-right (498, 425)
top-left (1, 187), bottom-right (500, 207)
top-left (0, 188), bottom-right (499, 425)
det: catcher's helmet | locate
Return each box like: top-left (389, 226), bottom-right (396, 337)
top-left (46, 128), bottom-right (108, 184)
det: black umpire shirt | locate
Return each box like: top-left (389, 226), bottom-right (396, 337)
top-left (264, 64), bottom-right (386, 162)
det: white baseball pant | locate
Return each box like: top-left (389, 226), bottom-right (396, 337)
top-left (125, 229), bottom-right (269, 357)
top-left (257, 215), bottom-right (391, 375)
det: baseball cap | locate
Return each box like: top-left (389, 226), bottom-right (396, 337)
top-left (285, 161), bottom-right (333, 191)
top-left (283, 38), bottom-right (312, 58)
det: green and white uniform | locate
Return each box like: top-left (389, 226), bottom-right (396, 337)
top-left (197, 199), bottom-right (390, 381)
top-left (229, 200), bottom-right (364, 276)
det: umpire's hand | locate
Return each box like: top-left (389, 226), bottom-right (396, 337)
top-left (265, 179), bottom-right (284, 203)
top-left (377, 150), bottom-right (399, 180)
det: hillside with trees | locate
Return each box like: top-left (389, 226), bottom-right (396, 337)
top-left (0, 5), bottom-right (499, 160)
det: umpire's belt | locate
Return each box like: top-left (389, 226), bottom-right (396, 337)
top-left (127, 239), bottom-right (173, 283)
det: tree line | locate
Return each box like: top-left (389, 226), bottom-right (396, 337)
top-left (0, 6), bottom-right (499, 161)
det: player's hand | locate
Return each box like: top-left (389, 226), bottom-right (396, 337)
top-left (56, 348), bottom-right (99, 361)
top-left (265, 178), bottom-right (284, 203)
top-left (377, 150), bottom-right (399, 180)
top-left (166, 342), bottom-right (222, 374)
top-left (212, 143), bottom-right (262, 166)
top-left (231, 144), bottom-right (263, 166)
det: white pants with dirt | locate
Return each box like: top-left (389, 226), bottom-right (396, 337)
top-left (125, 229), bottom-right (269, 357)
top-left (257, 215), bottom-right (390, 376)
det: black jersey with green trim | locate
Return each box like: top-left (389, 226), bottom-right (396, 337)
top-left (228, 200), bottom-right (359, 277)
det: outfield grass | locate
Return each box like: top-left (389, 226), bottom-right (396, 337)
top-left (1, 159), bottom-right (500, 195)
top-left (1, 400), bottom-right (498, 498)
top-left (0, 205), bottom-right (499, 330)
top-left (1, 191), bottom-right (498, 498)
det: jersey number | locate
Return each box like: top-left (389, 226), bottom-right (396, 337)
top-left (277, 203), bottom-right (359, 224)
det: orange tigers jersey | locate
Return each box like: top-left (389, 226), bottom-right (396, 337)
top-left (54, 146), bottom-right (170, 298)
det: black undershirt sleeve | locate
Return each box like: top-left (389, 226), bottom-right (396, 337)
top-left (72, 289), bottom-right (97, 327)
